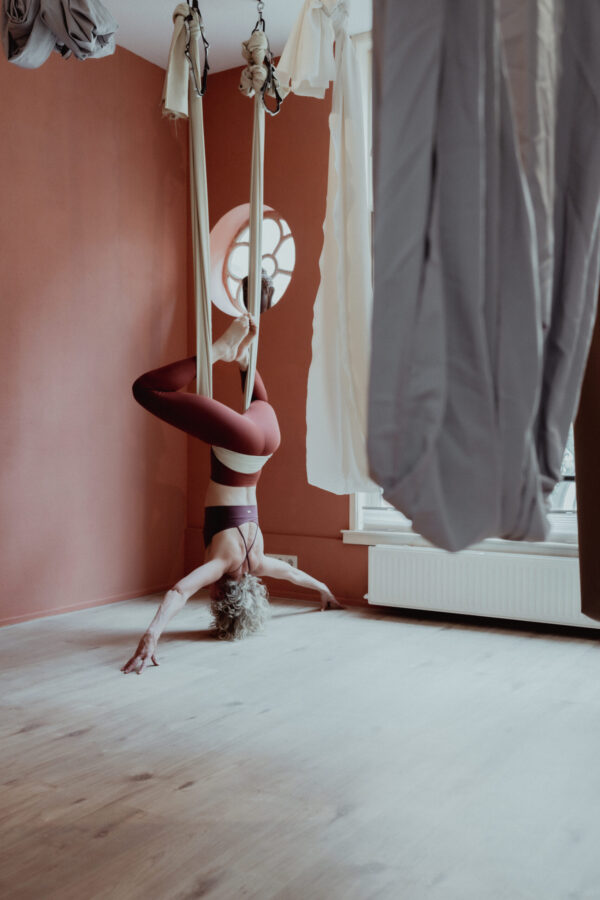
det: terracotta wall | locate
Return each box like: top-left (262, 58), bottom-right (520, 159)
top-left (0, 48), bottom-right (189, 625)
top-left (186, 67), bottom-right (369, 605)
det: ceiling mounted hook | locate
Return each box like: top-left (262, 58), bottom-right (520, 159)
top-left (254, 0), bottom-right (266, 32)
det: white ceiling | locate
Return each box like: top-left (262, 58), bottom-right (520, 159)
top-left (114, 0), bottom-right (372, 72)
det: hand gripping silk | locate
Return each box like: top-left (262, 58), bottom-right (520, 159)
top-left (369, 0), bottom-right (600, 552)
top-left (277, 0), bottom-right (376, 494)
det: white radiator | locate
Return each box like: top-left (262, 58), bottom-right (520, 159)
top-left (367, 545), bottom-right (599, 629)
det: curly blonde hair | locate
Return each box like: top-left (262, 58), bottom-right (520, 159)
top-left (210, 573), bottom-right (270, 640)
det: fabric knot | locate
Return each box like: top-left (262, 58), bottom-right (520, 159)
top-left (239, 63), bottom-right (268, 96)
top-left (188, 18), bottom-right (202, 39)
top-left (239, 25), bottom-right (286, 113)
top-left (173, 2), bottom-right (189, 24)
top-left (246, 29), bottom-right (269, 63)
top-left (250, 62), bottom-right (268, 90)
top-left (239, 66), bottom-right (254, 95)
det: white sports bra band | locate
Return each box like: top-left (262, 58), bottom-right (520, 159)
top-left (212, 446), bottom-right (272, 474)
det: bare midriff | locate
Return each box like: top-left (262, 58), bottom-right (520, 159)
top-left (204, 479), bottom-right (257, 508)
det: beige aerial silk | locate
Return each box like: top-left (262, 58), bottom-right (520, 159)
top-left (163, 7), bottom-right (282, 410)
top-left (239, 31), bottom-right (267, 411)
top-left (244, 96), bottom-right (264, 411)
top-left (238, 26), bottom-right (284, 410)
top-left (163, 3), bottom-right (212, 397)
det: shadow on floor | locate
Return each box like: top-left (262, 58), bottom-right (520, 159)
top-left (366, 603), bottom-right (600, 643)
top-left (165, 629), bottom-right (217, 642)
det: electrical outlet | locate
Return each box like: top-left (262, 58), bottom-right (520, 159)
top-left (266, 553), bottom-right (298, 568)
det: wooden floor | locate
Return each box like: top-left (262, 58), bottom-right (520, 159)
top-left (2, 596), bottom-right (600, 900)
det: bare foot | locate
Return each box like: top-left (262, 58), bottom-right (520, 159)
top-left (235, 317), bottom-right (258, 370)
top-left (212, 316), bottom-right (250, 364)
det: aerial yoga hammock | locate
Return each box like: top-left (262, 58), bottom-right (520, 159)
top-left (123, 1), bottom-right (341, 675)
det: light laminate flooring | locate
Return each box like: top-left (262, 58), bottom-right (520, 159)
top-left (2, 595), bottom-right (600, 900)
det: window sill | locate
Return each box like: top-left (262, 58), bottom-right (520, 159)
top-left (343, 520), bottom-right (578, 559)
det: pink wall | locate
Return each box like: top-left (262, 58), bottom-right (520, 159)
top-left (186, 67), bottom-right (369, 605)
top-left (0, 48), bottom-right (189, 625)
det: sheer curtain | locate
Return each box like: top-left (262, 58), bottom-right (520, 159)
top-left (277, 0), bottom-right (376, 494)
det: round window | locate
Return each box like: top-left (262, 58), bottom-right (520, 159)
top-left (209, 205), bottom-right (295, 316)
top-left (224, 212), bottom-right (295, 310)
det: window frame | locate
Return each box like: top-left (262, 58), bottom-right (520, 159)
top-left (222, 211), bottom-right (295, 310)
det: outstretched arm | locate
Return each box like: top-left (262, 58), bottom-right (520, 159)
top-left (254, 557), bottom-right (344, 610)
top-left (236, 317), bottom-right (269, 403)
top-left (121, 558), bottom-right (228, 674)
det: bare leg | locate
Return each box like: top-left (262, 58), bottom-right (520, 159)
top-left (235, 316), bottom-right (258, 371)
top-left (211, 316), bottom-right (250, 364)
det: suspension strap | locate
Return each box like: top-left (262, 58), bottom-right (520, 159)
top-left (238, 1), bottom-right (287, 409)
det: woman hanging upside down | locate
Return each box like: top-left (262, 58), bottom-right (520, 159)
top-left (122, 278), bottom-right (341, 675)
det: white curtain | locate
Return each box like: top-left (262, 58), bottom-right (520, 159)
top-left (277, 0), bottom-right (376, 494)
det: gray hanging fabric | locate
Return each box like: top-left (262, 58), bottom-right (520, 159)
top-left (40, 0), bottom-right (117, 60)
top-left (1, 0), bottom-right (116, 67)
top-left (1, 0), bottom-right (55, 67)
top-left (368, 0), bottom-right (600, 552)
